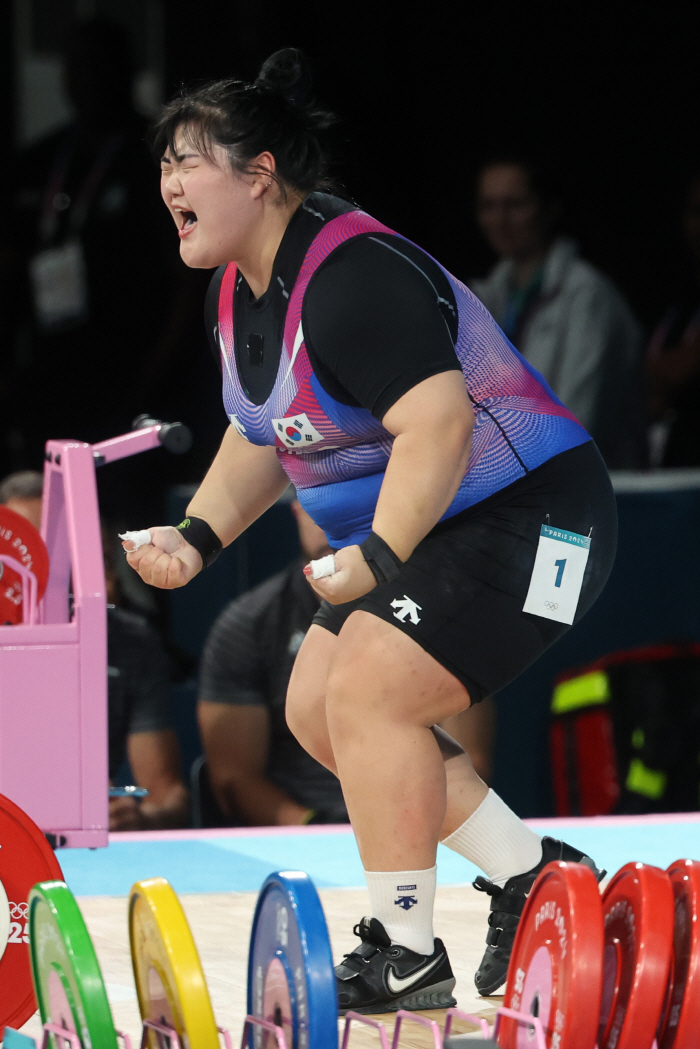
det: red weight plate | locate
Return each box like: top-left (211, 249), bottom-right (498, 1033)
top-left (599, 862), bottom-right (674, 1049)
top-left (500, 861), bottom-right (603, 1049)
top-left (658, 859), bottom-right (700, 1049)
top-left (0, 505), bottom-right (49, 625)
top-left (0, 792), bottom-right (63, 1030)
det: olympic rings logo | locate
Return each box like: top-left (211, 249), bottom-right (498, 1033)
top-left (544, 601), bottom-right (559, 611)
top-left (10, 902), bottom-right (28, 919)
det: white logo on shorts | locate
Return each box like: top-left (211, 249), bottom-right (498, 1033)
top-left (391, 596), bottom-right (422, 625)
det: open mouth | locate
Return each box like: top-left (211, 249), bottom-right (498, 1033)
top-left (175, 208), bottom-right (198, 236)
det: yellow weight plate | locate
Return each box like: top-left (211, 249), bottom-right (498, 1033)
top-left (128, 877), bottom-right (219, 1049)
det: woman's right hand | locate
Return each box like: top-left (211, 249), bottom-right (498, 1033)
top-left (122, 526), bottom-right (203, 589)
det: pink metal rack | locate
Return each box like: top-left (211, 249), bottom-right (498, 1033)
top-left (0, 419), bottom-right (190, 848)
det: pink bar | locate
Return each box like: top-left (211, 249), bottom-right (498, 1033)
top-left (524, 812), bottom-right (700, 828)
top-left (0, 622), bottom-right (77, 645)
top-left (217, 1026), bottom-right (234, 1049)
top-left (41, 1024), bottom-right (82, 1049)
top-left (91, 425), bottom-right (163, 464)
top-left (443, 1008), bottom-right (491, 1039)
top-left (494, 1007), bottom-right (547, 1049)
top-left (391, 1011), bottom-right (441, 1049)
top-left (141, 1019), bottom-right (181, 1049)
top-left (341, 1012), bottom-right (390, 1049)
top-left (115, 1030), bottom-right (134, 1049)
top-left (107, 808), bottom-right (700, 845)
top-left (109, 823), bottom-right (355, 843)
top-left (0, 555), bottom-right (38, 625)
top-left (239, 1015), bottom-right (288, 1049)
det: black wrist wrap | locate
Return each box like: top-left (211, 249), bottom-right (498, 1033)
top-left (176, 517), bottom-right (222, 568)
top-left (359, 531), bottom-right (403, 585)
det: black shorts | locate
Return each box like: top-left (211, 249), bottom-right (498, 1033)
top-left (312, 440), bottom-right (617, 703)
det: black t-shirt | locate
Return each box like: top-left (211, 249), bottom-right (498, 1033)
top-left (205, 192), bottom-right (460, 420)
top-left (107, 606), bottom-right (173, 779)
top-left (198, 560), bottom-right (347, 821)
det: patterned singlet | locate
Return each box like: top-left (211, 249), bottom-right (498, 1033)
top-left (215, 203), bottom-right (589, 547)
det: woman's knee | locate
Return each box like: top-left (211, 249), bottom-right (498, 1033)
top-left (286, 683), bottom-right (321, 742)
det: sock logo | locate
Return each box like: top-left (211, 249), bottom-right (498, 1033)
top-left (396, 884), bottom-right (417, 891)
top-left (395, 895), bottom-right (418, 910)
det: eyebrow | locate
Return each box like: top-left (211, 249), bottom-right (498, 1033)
top-left (160, 153), bottom-right (201, 164)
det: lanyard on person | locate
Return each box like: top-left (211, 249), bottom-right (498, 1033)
top-left (30, 131), bottom-right (123, 331)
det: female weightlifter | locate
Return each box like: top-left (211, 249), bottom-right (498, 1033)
top-left (124, 49), bottom-right (616, 1013)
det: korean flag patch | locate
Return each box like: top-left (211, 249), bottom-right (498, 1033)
top-left (272, 412), bottom-right (324, 452)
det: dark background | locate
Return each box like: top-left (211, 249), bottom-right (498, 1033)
top-left (8, 2), bottom-right (700, 327)
top-left (160, 2), bottom-right (700, 329)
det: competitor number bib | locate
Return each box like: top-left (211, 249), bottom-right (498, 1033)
top-left (522, 524), bottom-right (591, 625)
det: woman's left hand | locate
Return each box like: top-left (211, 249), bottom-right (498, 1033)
top-left (304, 544), bottom-right (377, 604)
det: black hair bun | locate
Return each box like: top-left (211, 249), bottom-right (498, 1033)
top-left (255, 48), bottom-right (313, 110)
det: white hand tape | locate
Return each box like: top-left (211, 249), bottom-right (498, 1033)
top-left (119, 529), bottom-right (152, 551)
top-left (310, 554), bottom-right (337, 579)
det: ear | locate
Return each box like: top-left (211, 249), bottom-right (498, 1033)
top-left (249, 151), bottom-right (278, 199)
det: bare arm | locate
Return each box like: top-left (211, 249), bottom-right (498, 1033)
top-left (373, 370), bottom-right (474, 560)
top-left (124, 426), bottom-right (289, 588)
top-left (308, 371), bottom-right (473, 603)
top-left (186, 425), bottom-right (290, 546)
top-left (109, 730), bottom-right (189, 831)
top-left (198, 701), bottom-right (312, 826)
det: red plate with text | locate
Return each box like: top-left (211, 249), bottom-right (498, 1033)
top-left (658, 859), bottom-right (700, 1049)
top-left (0, 792), bottom-right (63, 1031)
top-left (599, 862), bottom-right (674, 1049)
top-left (0, 505), bottom-right (49, 624)
top-left (500, 861), bottom-right (603, 1049)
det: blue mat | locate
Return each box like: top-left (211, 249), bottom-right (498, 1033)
top-left (55, 820), bottom-right (700, 897)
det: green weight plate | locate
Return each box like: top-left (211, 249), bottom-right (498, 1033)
top-left (28, 881), bottom-right (118, 1049)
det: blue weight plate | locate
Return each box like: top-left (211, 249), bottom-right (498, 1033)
top-left (247, 871), bottom-right (337, 1049)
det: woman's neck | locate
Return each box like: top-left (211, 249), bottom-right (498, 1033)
top-left (238, 196), bottom-right (302, 299)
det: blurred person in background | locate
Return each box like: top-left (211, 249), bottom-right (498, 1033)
top-left (6, 18), bottom-right (212, 518)
top-left (197, 499), bottom-right (349, 826)
top-left (472, 158), bottom-right (646, 468)
top-left (0, 470), bottom-right (43, 529)
top-left (197, 499), bottom-right (494, 827)
top-left (646, 173), bottom-right (700, 467)
top-left (102, 529), bottom-right (189, 830)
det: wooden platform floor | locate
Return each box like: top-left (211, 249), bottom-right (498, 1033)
top-left (20, 885), bottom-right (500, 1047)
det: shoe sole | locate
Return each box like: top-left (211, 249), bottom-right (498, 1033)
top-left (338, 978), bottom-right (457, 1015)
top-left (475, 854), bottom-right (606, 997)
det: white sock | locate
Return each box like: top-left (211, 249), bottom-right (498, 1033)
top-left (441, 789), bottom-right (543, 887)
top-left (364, 866), bottom-right (436, 956)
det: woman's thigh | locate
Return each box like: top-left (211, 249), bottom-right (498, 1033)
top-left (326, 610), bottom-right (471, 731)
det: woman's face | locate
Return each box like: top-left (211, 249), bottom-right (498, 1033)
top-left (160, 129), bottom-right (262, 268)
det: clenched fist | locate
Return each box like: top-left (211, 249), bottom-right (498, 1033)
top-left (122, 526), bottom-right (203, 589)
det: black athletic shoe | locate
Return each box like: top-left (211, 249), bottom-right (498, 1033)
top-left (473, 836), bottom-right (606, 996)
top-left (335, 916), bottom-right (457, 1014)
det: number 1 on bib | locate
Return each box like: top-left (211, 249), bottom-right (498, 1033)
top-left (523, 525), bottom-right (590, 625)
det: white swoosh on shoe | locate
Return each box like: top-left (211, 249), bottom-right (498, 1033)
top-left (386, 955), bottom-right (443, 995)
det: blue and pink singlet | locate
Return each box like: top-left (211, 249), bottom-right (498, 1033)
top-left (216, 208), bottom-right (589, 547)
